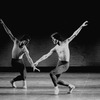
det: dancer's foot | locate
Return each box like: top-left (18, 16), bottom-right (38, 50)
top-left (68, 84), bottom-right (75, 94)
top-left (54, 86), bottom-right (59, 95)
top-left (23, 80), bottom-right (27, 89)
top-left (23, 85), bottom-right (27, 89)
top-left (10, 80), bottom-right (16, 88)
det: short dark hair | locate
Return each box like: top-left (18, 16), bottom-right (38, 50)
top-left (20, 34), bottom-right (30, 41)
top-left (51, 32), bottom-right (63, 41)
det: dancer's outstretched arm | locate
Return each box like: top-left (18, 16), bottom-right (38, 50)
top-left (0, 19), bottom-right (16, 42)
top-left (23, 46), bottom-right (40, 72)
top-left (34, 47), bottom-right (55, 66)
top-left (67, 21), bottom-right (88, 43)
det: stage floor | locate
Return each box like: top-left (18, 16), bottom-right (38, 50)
top-left (0, 72), bottom-right (100, 100)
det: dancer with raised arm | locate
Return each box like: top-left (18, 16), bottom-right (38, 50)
top-left (0, 19), bottom-right (40, 89)
top-left (34, 21), bottom-right (88, 94)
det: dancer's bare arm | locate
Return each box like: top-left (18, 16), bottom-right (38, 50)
top-left (35, 47), bottom-right (55, 66)
top-left (67, 21), bottom-right (88, 43)
top-left (23, 46), bottom-right (40, 72)
top-left (0, 19), bottom-right (16, 42)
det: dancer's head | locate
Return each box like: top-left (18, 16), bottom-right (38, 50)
top-left (51, 32), bottom-right (62, 44)
top-left (19, 34), bottom-right (30, 47)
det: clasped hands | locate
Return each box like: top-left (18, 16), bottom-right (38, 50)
top-left (32, 61), bottom-right (40, 72)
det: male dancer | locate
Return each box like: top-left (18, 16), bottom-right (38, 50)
top-left (34, 21), bottom-right (88, 94)
top-left (0, 19), bottom-right (40, 89)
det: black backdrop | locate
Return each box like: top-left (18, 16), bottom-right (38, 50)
top-left (0, 1), bottom-right (100, 68)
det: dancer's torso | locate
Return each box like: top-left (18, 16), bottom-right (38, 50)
top-left (55, 41), bottom-right (70, 62)
top-left (12, 40), bottom-right (24, 59)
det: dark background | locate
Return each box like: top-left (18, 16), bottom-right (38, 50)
top-left (0, 1), bottom-right (100, 72)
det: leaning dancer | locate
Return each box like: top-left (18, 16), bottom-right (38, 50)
top-left (34, 21), bottom-right (88, 94)
top-left (0, 19), bottom-right (40, 89)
